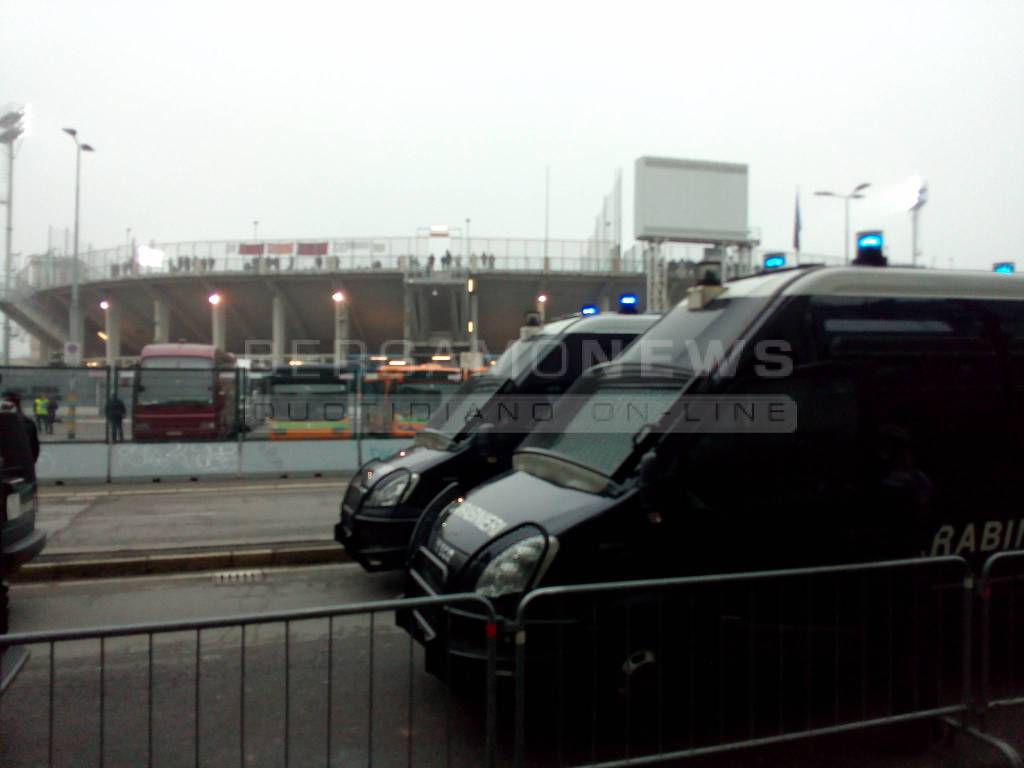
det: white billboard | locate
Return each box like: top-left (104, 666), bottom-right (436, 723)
top-left (634, 157), bottom-right (749, 243)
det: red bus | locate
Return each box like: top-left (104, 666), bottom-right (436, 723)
top-left (132, 343), bottom-right (238, 441)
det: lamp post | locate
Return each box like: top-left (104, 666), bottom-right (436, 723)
top-left (63, 128), bottom-right (95, 358)
top-left (906, 177), bottom-right (928, 267)
top-left (814, 182), bottom-right (870, 264)
top-left (1, 106), bottom-right (26, 366)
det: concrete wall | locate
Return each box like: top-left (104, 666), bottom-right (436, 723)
top-left (36, 438), bottom-right (412, 484)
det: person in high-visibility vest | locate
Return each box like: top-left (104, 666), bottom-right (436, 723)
top-left (33, 395), bottom-right (48, 434)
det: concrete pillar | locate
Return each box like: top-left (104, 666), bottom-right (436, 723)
top-left (105, 303), bottom-right (121, 368)
top-left (211, 301), bottom-right (226, 351)
top-left (333, 299), bottom-right (350, 365)
top-left (272, 293), bottom-right (286, 366)
top-left (469, 293), bottom-right (479, 355)
top-left (402, 284), bottom-right (414, 342)
top-left (67, 306), bottom-right (84, 364)
top-left (153, 298), bottom-right (170, 343)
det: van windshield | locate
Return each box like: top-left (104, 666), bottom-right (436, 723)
top-left (422, 328), bottom-right (567, 443)
top-left (518, 294), bottom-right (771, 478)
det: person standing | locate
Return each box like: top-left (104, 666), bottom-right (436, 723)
top-left (3, 390), bottom-right (40, 465)
top-left (107, 393), bottom-right (126, 443)
top-left (33, 395), bottom-right (48, 435)
top-left (45, 397), bottom-right (58, 435)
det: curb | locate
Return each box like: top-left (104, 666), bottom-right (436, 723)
top-left (12, 544), bottom-right (351, 583)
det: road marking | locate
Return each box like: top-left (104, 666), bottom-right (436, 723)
top-left (12, 561), bottom-right (366, 590)
top-left (212, 569), bottom-right (266, 584)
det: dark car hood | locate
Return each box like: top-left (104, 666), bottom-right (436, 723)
top-left (369, 445), bottom-right (453, 482)
top-left (434, 469), bottom-right (616, 558)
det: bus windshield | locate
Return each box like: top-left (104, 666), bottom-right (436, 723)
top-left (136, 357), bottom-right (215, 407)
top-left (389, 370), bottom-right (462, 418)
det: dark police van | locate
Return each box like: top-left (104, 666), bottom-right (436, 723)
top-left (400, 265), bottom-right (1024, 681)
top-left (336, 312), bottom-right (658, 571)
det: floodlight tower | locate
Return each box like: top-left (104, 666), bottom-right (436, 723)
top-left (63, 127), bottom-right (95, 358)
top-left (1, 105), bottom-right (26, 365)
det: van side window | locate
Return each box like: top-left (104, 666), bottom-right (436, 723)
top-left (680, 296), bottom-right (1013, 565)
top-left (812, 296), bottom-right (1013, 558)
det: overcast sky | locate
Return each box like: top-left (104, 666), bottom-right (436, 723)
top-left (2, 0), bottom-right (1022, 270)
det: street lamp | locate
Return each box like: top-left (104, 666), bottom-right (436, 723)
top-left (63, 127), bottom-right (95, 358)
top-left (814, 182), bottom-right (870, 264)
top-left (331, 290), bottom-right (345, 303)
top-left (905, 176), bottom-right (928, 267)
top-left (1, 105), bottom-right (26, 366)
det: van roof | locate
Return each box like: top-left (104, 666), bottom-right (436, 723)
top-left (555, 313), bottom-right (661, 335)
top-left (780, 266), bottom-right (1024, 301)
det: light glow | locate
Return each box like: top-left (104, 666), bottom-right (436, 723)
top-left (619, 293), bottom-right (638, 306)
top-left (137, 244), bottom-right (165, 269)
top-left (208, 293), bottom-right (222, 306)
top-left (536, 294), bottom-right (547, 304)
top-left (97, 331), bottom-right (108, 341)
top-left (331, 290), bottom-right (345, 303)
top-left (580, 305), bottom-right (598, 316)
top-left (99, 300), bottom-right (110, 310)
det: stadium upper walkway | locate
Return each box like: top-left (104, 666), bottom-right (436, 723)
top-left (16, 236), bottom-right (671, 292)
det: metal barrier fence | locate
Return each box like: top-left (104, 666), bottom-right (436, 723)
top-left (0, 365), bottom-right (434, 447)
top-left (511, 557), bottom-right (974, 768)
top-left (981, 550), bottom-right (1024, 721)
top-left (0, 594), bottom-right (498, 768)
top-left (8, 555), bottom-right (1024, 766)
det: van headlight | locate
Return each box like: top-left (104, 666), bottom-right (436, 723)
top-left (365, 471), bottom-right (419, 507)
top-left (475, 534), bottom-right (558, 599)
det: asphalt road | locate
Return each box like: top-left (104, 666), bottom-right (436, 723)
top-left (3, 564), bottom-right (1021, 768)
top-left (37, 479), bottom-right (348, 558)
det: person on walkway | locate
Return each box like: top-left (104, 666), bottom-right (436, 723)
top-left (33, 395), bottom-right (48, 434)
top-left (107, 393), bottom-right (127, 443)
top-left (45, 397), bottom-right (58, 435)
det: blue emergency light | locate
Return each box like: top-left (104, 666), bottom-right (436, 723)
top-left (853, 230), bottom-right (886, 267)
top-left (619, 294), bottom-right (638, 306)
top-left (763, 253), bottom-right (786, 270)
top-left (994, 262), bottom-right (1016, 274)
top-left (580, 305), bottom-right (599, 316)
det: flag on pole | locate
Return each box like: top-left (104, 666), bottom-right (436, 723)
top-left (793, 188), bottom-right (802, 261)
